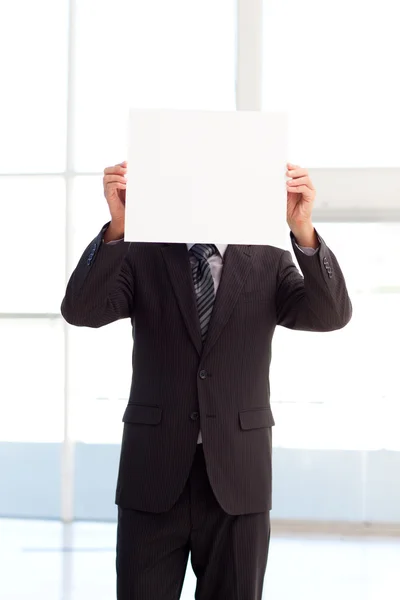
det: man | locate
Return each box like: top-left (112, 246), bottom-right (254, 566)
top-left (61, 160), bottom-right (351, 599)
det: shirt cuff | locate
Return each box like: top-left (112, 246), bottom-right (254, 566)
top-left (292, 230), bottom-right (321, 256)
top-left (100, 221), bottom-right (125, 245)
top-left (105, 238), bottom-right (124, 245)
top-left (295, 244), bottom-right (319, 256)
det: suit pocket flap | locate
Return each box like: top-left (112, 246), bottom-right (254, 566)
top-left (122, 404), bottom-right (162, 425)
top-left (239, 407), bottom-right (275, 430)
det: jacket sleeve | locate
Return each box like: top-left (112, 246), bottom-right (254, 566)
top-left (276, 232), bottom-right (352, 332)
top-left (61, 224), bottom-right (134, 328)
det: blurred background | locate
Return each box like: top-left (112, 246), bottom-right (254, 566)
top-left (1, 0), bottom-right (400, 598)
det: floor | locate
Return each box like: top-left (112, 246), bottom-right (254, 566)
top-left (1, 519), bottom-right (399, 599)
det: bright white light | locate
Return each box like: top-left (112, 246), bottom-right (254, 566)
top-left (73, 0), bottom-right (236, 171)
top-left (263, 0), bottom-right (400, 167)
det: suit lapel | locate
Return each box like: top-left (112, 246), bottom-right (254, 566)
top-left (161, 244), bottom-right (202, 355)
top-left (202, 245), bottom-right (253, 360)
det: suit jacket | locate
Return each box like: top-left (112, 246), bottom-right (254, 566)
top-left (61, 226), bottom-right (352, 515)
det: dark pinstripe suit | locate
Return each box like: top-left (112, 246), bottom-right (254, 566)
top-left (61, 225), bottom-right (351, 598)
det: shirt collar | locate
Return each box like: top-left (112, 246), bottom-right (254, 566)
top-left (186, 243), bottom-right (228, 257)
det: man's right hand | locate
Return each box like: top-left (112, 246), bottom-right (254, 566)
top-left (103, 161), bottom-right (127, 242)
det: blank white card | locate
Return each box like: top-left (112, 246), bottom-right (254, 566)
top-left (125, 110), bottom-right (288, 246)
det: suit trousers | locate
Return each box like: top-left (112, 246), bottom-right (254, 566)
top-left (116, 445), bottom-right (271, 600)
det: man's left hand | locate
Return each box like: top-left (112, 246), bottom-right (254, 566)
top-left (286, 163), bottom-right (318, 248)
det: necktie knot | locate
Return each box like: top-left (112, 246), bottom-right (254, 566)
top-left (190, 244), bottom-right (217, 262)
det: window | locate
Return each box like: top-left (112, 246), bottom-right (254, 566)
top-left (0, 318), bottom-right (64, 443)
top-left (0, 178), bottom-right (66, 313)
top-left (3, 0), bottom-right (398, 525)
top-left (73, 0), bottom-right (236, 172)
top-left (271, 223), bottom-right (400, 450)
top-left (262, 0), bottom-right (400, 167)
top-left (0, 0), bottom-right (68, 173)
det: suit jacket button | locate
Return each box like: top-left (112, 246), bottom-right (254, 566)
top-left (199, 370), bottom-right (207, 380)
top-left (190, 412), bottom-right (199, 421)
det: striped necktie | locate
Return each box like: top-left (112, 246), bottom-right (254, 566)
top-left (189, 244), bottom-right (218, 342)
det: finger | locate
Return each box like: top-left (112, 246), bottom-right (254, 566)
top-left (287, 176), bottom-right (313, 187)
top-left (286, 184), bottom-right (314, 196)
top-left (287, 163), bottom-right (300, 170)
top-left (104, 165), bottom-right (127, 175)
top-left (104, 174), bottom-right (127, 185)
top-left (106, 182), bottom-right (126, 190)
top-left (286, 168), bottom-right (308, 179)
